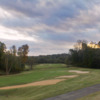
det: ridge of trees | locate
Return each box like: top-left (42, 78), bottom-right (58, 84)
top-left (26, 54), bottom-right (68, 70)
top-left (27, 53), bottom-right (68, 64)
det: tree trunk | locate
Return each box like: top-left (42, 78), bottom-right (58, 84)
top-left (5, 57), bottom-right (9, 75)
top-left (30, 64), bottom-right (33, 70)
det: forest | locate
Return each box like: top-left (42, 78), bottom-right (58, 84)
top-left (0, 41), bottom-right (29, 75)
top-left (67, 40), bottom-right (100, 69)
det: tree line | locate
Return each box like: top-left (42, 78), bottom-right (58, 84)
top-left (1, 40), bottom-right (100, 75)
top-left (67, 40), bottom-right (100, 69)
top-left (0, 41), bottom-right (29, 75)
top-left (26, 54), bottom-right (68, 70)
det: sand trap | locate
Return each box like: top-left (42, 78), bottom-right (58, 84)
top-left (0, 79), bottom-right (66, 90)
top-left (69, 70), bottom-right (89, 74)
top-left (56, 75), bottom-right (78, 79)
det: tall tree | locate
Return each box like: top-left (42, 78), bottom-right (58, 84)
top-left (10, 45), bottom-right (17, 56)
top-left (18, 44), bottom-right (29, 68)
top-left (0, 42), bottom-right (6, 70)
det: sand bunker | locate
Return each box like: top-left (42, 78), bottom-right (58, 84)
top-left (69, 70), bottom-right (89, 74)
top-left (0, 79), bottom-right (66, 90)
top-left (56, 75), bottom-right (78, 79)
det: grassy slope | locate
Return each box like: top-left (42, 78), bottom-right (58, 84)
top-left (0, 64), bottom-right (100, 100)
top-left (79, 91), bottom-right (100, 100)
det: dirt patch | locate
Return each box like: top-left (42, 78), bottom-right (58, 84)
top-left (0, 79), bottom-right (66, 90)
top-left (56, 75), bottom-right (79, 79)
top-left (69, 70), bottom-right (89, 74)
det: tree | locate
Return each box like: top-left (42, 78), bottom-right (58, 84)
top-left (27, 57), bottom-right (36, 70)
top-left (10, 45), bottom-right (17, 56)
top-left (5, 50), bottom-right (11, 75)
top-left (22, 44), bottom-right (29, 63)
top-left (18, 44), bottom-right (29, 68)
top-left (5, 45), bottom-right (18, 75)
top-left (0, 42), bottom-right (6, 70)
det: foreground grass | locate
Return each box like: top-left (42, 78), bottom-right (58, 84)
top-left (79, 91), bottom-right (100, 100)
top-left (0, 64), bottom-right (100, 100)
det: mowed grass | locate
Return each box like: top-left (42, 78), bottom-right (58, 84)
top-left (0, 64), bottom-right (100, 100)
top-left (0, 64), bottom-right (72, 87)
top-left (79, 91), bottom-right (100, 100)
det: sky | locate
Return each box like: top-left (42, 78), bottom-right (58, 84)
top-left (0, 0), bottom-right (100, 56)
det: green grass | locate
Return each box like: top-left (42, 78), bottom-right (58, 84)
top-left (79, 91), bottom-right (100, 100)
top-left (0, 64), bottom-right (100, 100)
top-left (0, 64), bottom-right (72, 87)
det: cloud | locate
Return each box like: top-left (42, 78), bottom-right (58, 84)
top-left (0, 0), bottom-right (100, 55)
top-left (0, 25), bottom-right (38, 42)
top-left (0, 7), bottom-right (13, 20)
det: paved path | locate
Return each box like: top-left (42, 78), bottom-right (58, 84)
top-left (45, 84), bottom-right (100, 100)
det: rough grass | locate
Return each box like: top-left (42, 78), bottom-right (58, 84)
top-left (0, 64), bottom-right (100, 100)
top-left (79, 91), bottom-right (100, 100)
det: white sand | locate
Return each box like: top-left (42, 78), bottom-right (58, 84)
top-left (69, 70), bottom-right (89, 74)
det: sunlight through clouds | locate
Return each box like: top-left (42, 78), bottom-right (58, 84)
top-left (0, 26), bottom-right (38, 42)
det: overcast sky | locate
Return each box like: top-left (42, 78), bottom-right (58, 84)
top-left (0, 0), bottom-right (100, 56)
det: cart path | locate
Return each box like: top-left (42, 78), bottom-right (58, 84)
top-left (45, 84), bottom-right (100, 100)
